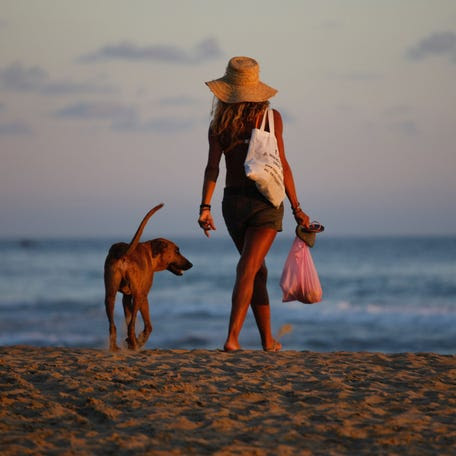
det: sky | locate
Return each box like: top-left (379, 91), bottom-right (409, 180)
top-left (1, 0), bottom-right (455, 238)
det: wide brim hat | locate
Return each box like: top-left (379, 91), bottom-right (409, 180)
top-left (205, 56), bottom-right (278, 103)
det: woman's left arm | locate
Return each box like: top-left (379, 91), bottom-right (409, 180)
top-left (274, 109), bottom-right (310, 228)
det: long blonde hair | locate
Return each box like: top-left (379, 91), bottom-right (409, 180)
top-left (210, 98), bottom-right (269, 144)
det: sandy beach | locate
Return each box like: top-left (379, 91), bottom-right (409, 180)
top-left (0, 346), bottom-right (454, 455)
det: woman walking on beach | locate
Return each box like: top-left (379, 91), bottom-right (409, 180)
top-left (198, 56), bottom-right (310, 352)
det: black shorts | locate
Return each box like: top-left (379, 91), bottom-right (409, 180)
top-left (222, 186), bottom-right (284, 240)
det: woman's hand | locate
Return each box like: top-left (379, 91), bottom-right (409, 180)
top-left (198, 210), bottom-right (216, 237)
top-left (293, 207), bottom-right (310, 228)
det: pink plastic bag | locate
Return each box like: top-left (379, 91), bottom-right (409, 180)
top-left (280, 237), bottom-right (323, 304)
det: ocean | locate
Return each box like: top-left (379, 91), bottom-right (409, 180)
top-left (0, 236), bottom-right (455, 353)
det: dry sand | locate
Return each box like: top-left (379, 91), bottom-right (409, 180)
top-left (0, 346), bottom-right (455, 455)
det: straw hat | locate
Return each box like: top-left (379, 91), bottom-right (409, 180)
top-left (205, 56), bottom-right (278, 103)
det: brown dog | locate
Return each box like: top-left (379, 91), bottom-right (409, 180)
top-left (104, 204), bottom-right (192, 351)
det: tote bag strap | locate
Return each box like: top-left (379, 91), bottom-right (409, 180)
top-left (258, 108), bottom-right (275, 136)
top-left (258, 108), bottom-right (268, 131)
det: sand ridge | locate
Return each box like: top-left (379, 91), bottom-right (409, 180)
top-left (0, 346), bottom-right (455, 455)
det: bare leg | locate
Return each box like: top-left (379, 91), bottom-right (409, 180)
top-left (224, 227), bottom-right (277, 351)
top-left (250, 264), bottom-right (281, 351)
top-left (227, 229), bottom-right (281, 351)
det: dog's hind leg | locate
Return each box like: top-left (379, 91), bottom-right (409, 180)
top-left (137, 300), bottom-right (153, 348)
top-left (105, 272), bottom-right (121, 351)
top-left (122, 294), bottom-right (136, 348)
top-left (122, 294), bottom-right (133, 327)
top-left (105, 292), bottom-right (120, 351)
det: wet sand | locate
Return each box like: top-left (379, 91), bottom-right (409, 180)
top-left (0, 346), bottom-right (455, 455)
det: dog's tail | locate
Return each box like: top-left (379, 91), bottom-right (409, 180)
top-left (124, 203), bottom-right (164, 256)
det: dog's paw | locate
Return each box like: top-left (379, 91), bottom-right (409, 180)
top-left (125, 337), bottom-right (139, 350)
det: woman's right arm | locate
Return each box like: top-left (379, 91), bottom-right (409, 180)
top-left (198, 131), bottom-right (223, 237)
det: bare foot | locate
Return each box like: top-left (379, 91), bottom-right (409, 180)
top-left (263, 339), bottom-right (282, 352)
top-left (223, 341), bottom-right (241, 352)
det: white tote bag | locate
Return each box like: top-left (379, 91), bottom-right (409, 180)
top-left (244, 109), bottom-right (285, 208)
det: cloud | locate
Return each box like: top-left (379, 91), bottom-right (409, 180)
top-left (0, 121), bottom-right (32, 135)
top-left (0, 62), bottom-right (115, 94)
top-left (79, 37), bottom-right (223, 64)
top-left (0, 62), bottom-right (47, 91)
top-left (40, 80), bottom-right (114, 95)
top-left (55, 101), bottom-right (135, 122)
top-left (406, 31), bottom-right (456, 63)
top-left (55, 101), bottom-right (194, 133)
top-left (112, 117), bottom-right (195, 133)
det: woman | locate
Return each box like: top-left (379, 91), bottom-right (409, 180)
top-left (198, 56), bottom-right (310, 352)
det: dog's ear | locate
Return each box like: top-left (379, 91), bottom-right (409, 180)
top-left (151, 240), bottom-right (167, 257)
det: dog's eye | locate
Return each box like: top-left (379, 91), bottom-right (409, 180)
top-left (175, 248), bottom-right (180, 254)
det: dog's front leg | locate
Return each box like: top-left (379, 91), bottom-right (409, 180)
top-left (126, 294), bottom-right (146, 350)
top-left (137, 301), bottom-right (153, 348)
top-left (126, 308), bottom-right (138, 350)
